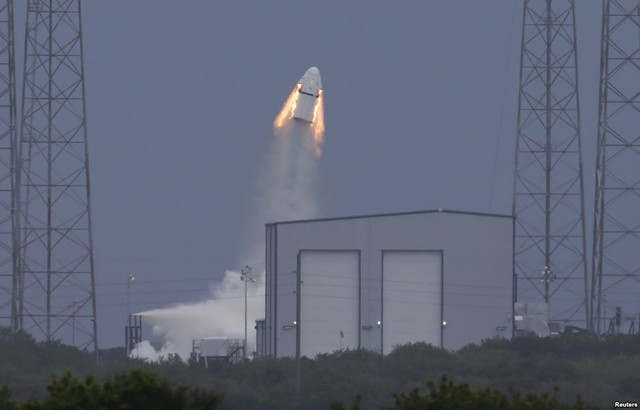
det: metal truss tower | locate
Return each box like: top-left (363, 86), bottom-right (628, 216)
top-left (16, 0), bottom-right (97, 352)
top-left (592, 0), bottom-right (640, 334)
top-left (513, 0), bottom-right (589, 328)
top-left (0, 0), bottom-right (17, 332)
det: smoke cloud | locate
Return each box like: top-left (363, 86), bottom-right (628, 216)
top-left (133, 119), bottom-right (321, 361)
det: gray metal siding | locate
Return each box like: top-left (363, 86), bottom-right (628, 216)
top-left (265, 224), bottom-right (278, 356)
top-left (265, 211), bottom-right (513, 357)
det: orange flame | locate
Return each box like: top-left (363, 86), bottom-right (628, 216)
top-left (311, 92), bottom-right (324, 157)
top-left (273, 84), bottom-right (301, 132)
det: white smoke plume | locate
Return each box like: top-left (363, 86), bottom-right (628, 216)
top-left (132, 120), bottom-right (320, 361)
top-left (132, 270), bottom-right (265, 361)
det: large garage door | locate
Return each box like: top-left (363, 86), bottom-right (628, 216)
top-left (300, 250), bottom-right (359, 357)
top-left (383, 251), bottom-right (441, 354)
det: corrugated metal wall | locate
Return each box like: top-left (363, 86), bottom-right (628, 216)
top-left (264, 211), bottom-right (514, 358)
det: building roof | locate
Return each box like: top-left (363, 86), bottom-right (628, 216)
top-left (266, 208), bottom-right (513, 226)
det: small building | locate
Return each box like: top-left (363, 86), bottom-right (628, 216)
top-left (190, 337), bottom-right (243, 366)
top-left (261, 209), bottom-right (514, 358)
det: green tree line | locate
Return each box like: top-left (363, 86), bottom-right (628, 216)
top-left (0, 370), bottom-right (595, 410)
top-left (1, 328), bottom-right (638, 409)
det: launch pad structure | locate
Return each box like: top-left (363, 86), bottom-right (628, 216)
top-left (514, 0), bottom-right (640, 335)
top-left (0, 0), bottom-right (18, 335)
top-left (513, 0), bottom-right (589, 329)
top-left (591, 0), bottom-right (640, 334)
top-left (0, 0), bottom-right (98, 355)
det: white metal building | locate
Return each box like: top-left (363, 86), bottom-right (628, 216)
top-left (261, 209), bottom-right (514, 358)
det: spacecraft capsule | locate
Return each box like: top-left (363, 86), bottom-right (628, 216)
top-left (291, 67), bottom-right (322, 123)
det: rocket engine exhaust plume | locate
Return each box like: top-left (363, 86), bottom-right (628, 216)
top-left (273, 84), bottom-right (300, 130)
top-left (274, 67), bottom-right (325, 156)
top-left (132, 67), bottom-right (325, 362)
top-left (312, 91), bottom-right (325, 156)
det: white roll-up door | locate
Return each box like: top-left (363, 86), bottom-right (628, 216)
top-left (382, 251), bottom-right (442, 354)
top-left (300, 250), bottom-right (359, 357)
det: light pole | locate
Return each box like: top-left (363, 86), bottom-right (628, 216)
top-left (127, 274), bottom-right (136, 319)
top-left (126, 274), bottom-right (135, 353)
top-left (240, 265), bottom-right (255, 359)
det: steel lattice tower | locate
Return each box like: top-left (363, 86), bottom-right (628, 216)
top-left (0, 0), bottom-right (17, 332)
top-left (16, 0), bottom-right (97, 352)
top-left (591, 0), bottom-right (640, 334)
top-left (513, 0), bottom-right (589, 327)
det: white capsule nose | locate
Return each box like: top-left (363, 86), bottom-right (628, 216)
top-left (300, 67), bottom-right (322, 91)
top-left (305, 66), bottom-right (320, 76)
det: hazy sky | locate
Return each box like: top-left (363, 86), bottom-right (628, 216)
top-left (12, 1), bottom-right (605, 348)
